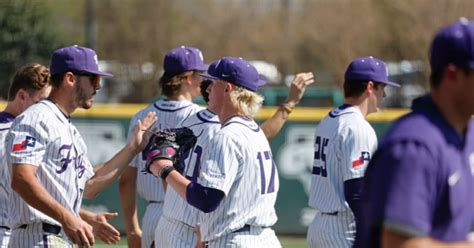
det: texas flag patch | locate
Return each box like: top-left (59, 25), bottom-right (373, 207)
top-left (12, 136), bottom-right (36, 152)
top-left (352, 151), bottom-right (371, 168)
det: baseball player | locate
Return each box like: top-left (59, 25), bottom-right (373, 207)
top-left (119, 46), bottom-right (207, 248)
top-left (0, 63), bottom-right (52, 247)
top-left (1, 63), bottom-right (124, 247)
top-left (355, 19), bottom-right (474, 247)
top-left (307, 56), bottom-right (400, 247)
top-left (6, 45), bottom-right (156, 247)
top-left (148, 57), bottom-right (282, 247)
top-left (154, 71), bottom-right (315, 247)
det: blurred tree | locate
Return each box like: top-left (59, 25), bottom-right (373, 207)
top-left (0, 0), bottom-right (63, 99)
top-left (59, 0), bottom-right (473, 103)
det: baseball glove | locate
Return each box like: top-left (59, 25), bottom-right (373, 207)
top-left (142, 127), bottom-right (197, 175)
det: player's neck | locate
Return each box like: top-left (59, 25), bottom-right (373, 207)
top-left (220, 113), bottom-right (243, 126)
top-left (344, 98), bottom-right (369, 118)
top-left (48, 91), bottom-right (74, 117)
top-left (3, 101), bottom-right (21, 117)
top-left (431, 90), bottom-right (469, 137)
top-left (167, 92), bottom-right (193, 101)
top-left (218, 105), bottom-right (242, 126)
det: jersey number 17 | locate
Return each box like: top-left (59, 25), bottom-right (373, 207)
top-left (257, 151), bottom-right (277, 195)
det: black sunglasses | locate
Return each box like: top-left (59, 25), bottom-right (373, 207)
top-left (71, 71), bottom-right (100, 88)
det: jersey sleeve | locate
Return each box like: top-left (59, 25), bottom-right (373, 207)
top-left (197, 133), bottom-right (240, 195)
top-left (367, 139), bottom-right (437, 237)
top-left (340, 125), bottom-right (376, 181)
top-left (7, 112), bottom-right (49, 167)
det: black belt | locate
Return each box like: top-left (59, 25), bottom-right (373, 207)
top-left (203, 225), bottom-right (259, 247)
top-left (0, 226), bottom-right (10, 230)
top-left (233, 224), bottom-right (251, 233)
top-left (232, 224), bottom-right (268, 233)
top-left (321, 211), bottom-right (339, 216)
top-left (19, 223), bottom-right (61, 235)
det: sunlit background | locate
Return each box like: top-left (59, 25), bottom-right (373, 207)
top-left (1, 0), bottom-right (473, 107)
top-left (1, 1), bottom-right (473, 246)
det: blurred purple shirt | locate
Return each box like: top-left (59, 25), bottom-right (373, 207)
top-left (355, 95), bottom-right (474, 247)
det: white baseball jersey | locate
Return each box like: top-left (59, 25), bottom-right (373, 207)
top-left (128, 99), bottom-right (202, 248)
top-left (0, 112), bottom-right (15, 228)
top-left (308, 104), bottom-right (377, 212)
top-left (128, 99), bottom-right (203, 202)
top-left (0, 112), bottom-right (15, 246)
top-left (6, 99), bottom-right (95, 227)
top-left (155, 109), bottom-right (221, 247)
top-left (307, 104), bottom-right (377, 248)
top-left (162, 109), bottom-right (220, 225)
top-left (197, 116), bottom-right (279, 243)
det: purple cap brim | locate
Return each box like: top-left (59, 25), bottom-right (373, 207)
top-left (196, 64), bottom-right (209, 71)
top-left (382, 80), bottom-right (400, 88)
top-left (199, 73), bottom-right (267, 88)
top-left (84, 69), bottom-right (113, 78)
top-left (257, 79), bottom-right (267, 87)
top-left (199, 72), bottom-right (219, 80)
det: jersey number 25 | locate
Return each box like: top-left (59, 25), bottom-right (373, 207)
top-left (313, 136), bottom-right (329, 177)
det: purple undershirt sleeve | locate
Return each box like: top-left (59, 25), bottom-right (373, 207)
top-left (186, 182), bottom-right (225, 213)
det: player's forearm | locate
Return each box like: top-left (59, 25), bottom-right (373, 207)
top-left (382, 229), bottom-right (474, 248)
top-left (12, 165), bottom-right (74, 225)
top-left (149, 159), bottom-right (190, 199)
top-left (118, 167), bottom-right (141, 232)
top-left (165, 170), bottom-right (191, 199)
top-left (79, 209), bottom-right (96, 222)
top-left (260, 106), bottom-right (290, 140)
top-left (85, 145), bottom-right (138, 198)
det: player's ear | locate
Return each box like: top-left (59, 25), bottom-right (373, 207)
top-left (444, 64), bottom-right (460, 83)
top-left (225, 83), bottom-right (233, 93)
top-left (16, 89), bottom-right (27, 102)
top-left (367, 81), bottom-right (374, 93)
top-left (64, 72), bottom-right (76, 87)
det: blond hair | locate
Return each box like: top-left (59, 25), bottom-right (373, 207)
top-left (229, 86), bottom-right (264, 117)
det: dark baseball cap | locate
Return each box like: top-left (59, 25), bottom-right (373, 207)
top-left (200, 57), bottom-right (266, 92)
top-left (344, 56), bottom-right (400, 87)
top-left (430, 17), bottom-right (474, 71)
top-left (163, 46), bottom-right (208, 75)
top-left (50, 45), bottom-right (113, 77)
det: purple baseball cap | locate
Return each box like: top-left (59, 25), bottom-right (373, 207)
top-left (430, 17), bottom-right (474, 71)
top-left (163, 46), bottom-right (208, 75)
top-left (50, 45), bottom-right (113, 77)
top-left (200, 57), bottom-right (266, 92)
top-left (344, 56), bottom-right (400, 87)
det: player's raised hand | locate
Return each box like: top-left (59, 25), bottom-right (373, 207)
top-left (129, 111), bottom-right (157, 154)
top-left (285, 72), bottom-right (315, 106)
top-left (88, 212), bottom-right (120, 244)
top-left (61, 213), bottom-right (95, 248)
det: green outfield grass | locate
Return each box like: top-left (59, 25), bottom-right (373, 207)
top-left (94, 236), bottom-right (307, 248)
